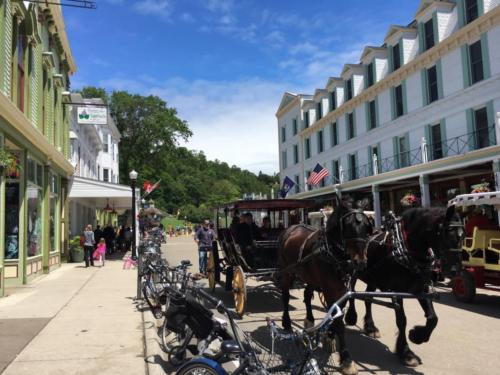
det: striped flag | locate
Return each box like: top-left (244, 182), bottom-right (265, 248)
top-left (307, 163), bottom-right (329, 186)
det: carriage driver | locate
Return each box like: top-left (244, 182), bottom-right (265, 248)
top-left (235, 212), bottom-right (262, 267)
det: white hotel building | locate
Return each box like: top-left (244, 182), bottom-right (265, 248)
top-left (277, 0), bottom-right (500, 226)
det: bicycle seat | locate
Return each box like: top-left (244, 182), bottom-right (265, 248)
top-left (220, 340), bottom-right (241, 355)
top-left (180, 260), bottom-right (192, 266)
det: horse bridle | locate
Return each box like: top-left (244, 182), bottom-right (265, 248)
top-left (332, 209), bottom-right (373, 255)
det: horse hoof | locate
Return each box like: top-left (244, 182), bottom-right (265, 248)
top-left (344, 309), bottom-right (357, 326)
top-left (364, 326), bottom-right (381, 339)
top-left (400, 350), bottom-right (422, 367)
top-left (322, 335), bottom-right (336, 353)
top-left (340, 360), bottom-right (358, 375)
top-left (282, 318), bottom-right (292, 331)
top-left (303, 318), bottom-right (314, 329)
top-left (409, 326), bottom-right (428, 345)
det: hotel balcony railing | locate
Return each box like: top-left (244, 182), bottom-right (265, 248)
top-left (343, 125), bottom-right (496, 182)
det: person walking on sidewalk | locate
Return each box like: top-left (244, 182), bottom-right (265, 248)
top-left (83, 224), bottom-right (95, 268)
top-left (96, 238), bottom-right (106, 267)
top-left (195, 219), bottom-right (215, 276)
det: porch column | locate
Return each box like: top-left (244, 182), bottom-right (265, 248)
top-left (494, 160), bottom-right (500, 223)
top-left (459, 178), bottom-right (467, 194)
top-left (389, 190), bottom-right (395, 212)
top-left (419, 174), bottom-right (431, 207)
top-left (372, 185), bottom-right (382, 228)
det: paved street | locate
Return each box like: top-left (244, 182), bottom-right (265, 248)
top-left (0, 255), bottom-right (145, 375)
top-left (159, 235), bottom-right (500, 375)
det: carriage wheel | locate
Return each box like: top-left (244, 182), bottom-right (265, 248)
top-left (207, 251), bottom-right (216, 292)
top-left (453, 270), bottom-right (476, 303)
top-left (318, 291), bottom-right (328, 309)
top-left (232, 266), bottom-right (247, 317)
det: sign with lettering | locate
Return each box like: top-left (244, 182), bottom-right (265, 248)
top-left (77, 106), bottom-right (108, 125)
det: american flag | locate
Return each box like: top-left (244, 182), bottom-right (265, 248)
top-left (307, 163), bottom-right (329, 186)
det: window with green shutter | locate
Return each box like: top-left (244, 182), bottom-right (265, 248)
top-left (292, 118), bottom-right (298, 135)
top-left (317, 130), bottom-right (324, 153)
top-left (368, 100), bottom-right (377, 130)
top-left (293, 144), bottom-right (299, 164)
top-left (305, 138), bottom-right (311, 159)
top-left (424, 18), bottom-right (435, 51)
top-left (469, 40), bottom-right (484, 84)
top-left (317, 102), bottom-right (322, 120)
top-left (392, 43), bottom-right (401, 71)
top-left (349, 154), bottom-right (357, 180)
top-left (347, 112), bottom-right (355, 140)
top-left (394, 85), bottom-right (404, 118)
top-left (331, 122), bottom-right (338, 146)
top-left (346, 79), bottom-right (353, 101)
top-left (465, 0), bottom-right (479, 24)
top-left (330, 91), bottom-right (336, 111)
top-left (427, 65), bottom-right (438, 104)
top-left (367, 62), bottom-right (374, 87)
top-left (332, 160), bottom-right (340, 183)
top-left (304, 111), bottom-right (310, 128)
top-left (294, 175), bottom-right (300, 194)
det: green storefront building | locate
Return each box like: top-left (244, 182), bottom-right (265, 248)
top-left (0, 1), bottom-right (76, 296)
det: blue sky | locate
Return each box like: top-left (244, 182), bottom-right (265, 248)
top-left (65, 0), bottom-right (421, 174)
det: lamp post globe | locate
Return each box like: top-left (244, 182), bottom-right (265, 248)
top-left (129, 169), bottom-right (138, 181)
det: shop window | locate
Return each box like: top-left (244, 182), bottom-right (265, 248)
top-left (50, 174), bottom-right (59, 252)
top-left (5, 182), bottom-right (20, 259)
top-left (27, 159), bottom-right (43, 257)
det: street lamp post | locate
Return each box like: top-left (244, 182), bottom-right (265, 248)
top-left (129, 170), bottom-right (140, 299)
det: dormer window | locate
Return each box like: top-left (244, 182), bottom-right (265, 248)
top-left (465, 0), bottom-right (479, 24)
top-left (424, 19), bottom-right (435, 51)
top-left (317, 102), bottom-right (323, 120)
top-left (330, 91), bottom-right (337, 111)
top-left (392, 43), bottom-right (401, 71)
top-left (346, 79), bottom-right (353, 101)
top-left (366, 62), bottom-right (374, 87)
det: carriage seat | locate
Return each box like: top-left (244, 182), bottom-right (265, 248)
top-left (462, 228), bottom-right (500, 267)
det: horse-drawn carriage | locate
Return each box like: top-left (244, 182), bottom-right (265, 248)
top-left (207, 199), bottom-right (315, 316)
top-left (447, 191), bottom-right (500, 302)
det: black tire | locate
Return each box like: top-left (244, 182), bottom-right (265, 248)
top-left (161, 316), bottom-right (181, 353)
top-left (176, 362), bottom-right (219, 375)
top-left (452, 270), bottom-right (476, 303)
top-left (168, 346), bottom-right (187, 367)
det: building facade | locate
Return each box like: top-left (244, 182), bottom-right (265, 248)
top-left (0, 1), bottom-right (76, 295)
top-left (277, 0), bottom-right (500, 226)
top-left (67, 93), bottom-right (124, 237)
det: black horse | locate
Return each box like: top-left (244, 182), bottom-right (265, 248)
top-left (278, 194), bottom-right (373, 375)
top-left (343, 206), bottom-right (463, 367)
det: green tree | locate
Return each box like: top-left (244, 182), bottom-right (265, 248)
top-left (77, 86), bottom-right (108, 103)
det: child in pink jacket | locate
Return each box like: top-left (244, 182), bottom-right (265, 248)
top-left (96, 238), bottom-right (106, 266)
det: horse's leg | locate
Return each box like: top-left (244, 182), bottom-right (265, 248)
top-left (409, 298), bottom-right (438, 345)
top-left (324, 289), bottom-right (357, 375)
top-left (281, 272), bottom-right (293, 330)
top-left (344, 278), bottom-right (358, 326)
top-left (303, 284), bottom-right (315, 328)
top-left (394, 298), bottom-right (422, 367)
top-left (363, 284), bottom-right (381, 338)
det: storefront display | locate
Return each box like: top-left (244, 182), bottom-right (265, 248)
top-left (5, 183), bottom-right (20, 259)
top-left (27, 159), bottom-right (43, 257)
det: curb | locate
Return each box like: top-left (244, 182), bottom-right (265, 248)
top-left (142, 303), bottom-right (170, 375)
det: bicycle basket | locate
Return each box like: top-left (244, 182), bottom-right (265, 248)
top-left (165, 294), bottom-right (187, 334)
top-left (185, 296), bottom-right (214, 339)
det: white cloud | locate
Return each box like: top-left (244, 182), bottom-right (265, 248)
top-left (134, 0), bottom-right (172, 17)
top-left (97, 76), bottom-right (292, 174)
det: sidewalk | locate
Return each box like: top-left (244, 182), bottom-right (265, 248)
top-left (0, 256), bottom-right (146, 375)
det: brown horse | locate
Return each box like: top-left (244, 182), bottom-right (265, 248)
top-left (277, 195), bottom-right (373, 375)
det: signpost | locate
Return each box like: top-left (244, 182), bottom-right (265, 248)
top-left (77, 106), bottom-right (108, 125)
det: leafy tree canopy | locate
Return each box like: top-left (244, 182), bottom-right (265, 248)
top-left (75, 87), bottom-right (278, 222)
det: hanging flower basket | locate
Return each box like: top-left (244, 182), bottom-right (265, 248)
top-left (400, 192), bottom-right (420, 207)
top-left (471, 182), bottom-right (490, 194)
top-left (0, 148), bottom-right (17, 175)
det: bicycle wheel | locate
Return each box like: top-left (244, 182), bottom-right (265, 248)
top-left (161, 317), bottom-right (181, 353)
top-left (168, 345), bottom-right (187, 366)
top-left (176, 362), bottom-right (220, 375)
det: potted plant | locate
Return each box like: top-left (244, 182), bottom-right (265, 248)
top-left (0, 148), bottom-right (16, 175)
top-left (69, 236), bottom-right (84, 263)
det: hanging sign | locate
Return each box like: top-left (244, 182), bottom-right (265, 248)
top-left (77, 106), bottom-right (108, 125)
